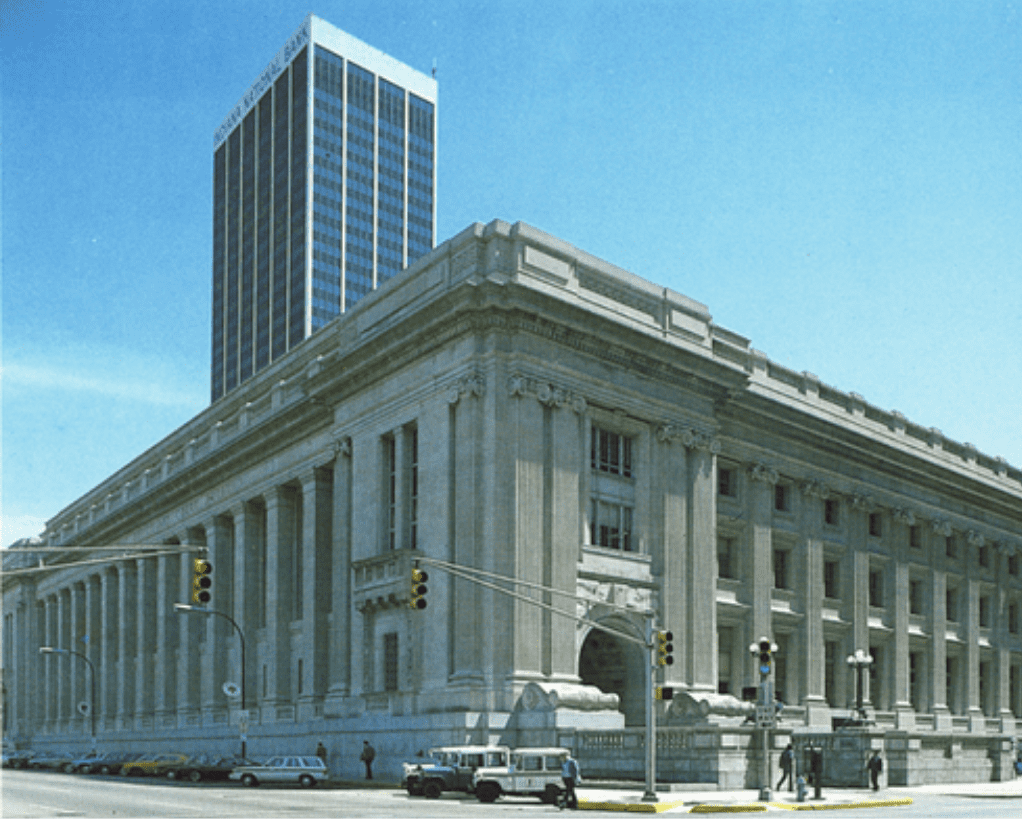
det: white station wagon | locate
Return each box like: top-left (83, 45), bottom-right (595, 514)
top-left (473, 747), bottom-right (570, 803)
top-left (230, 755), bottom-right (328, 788)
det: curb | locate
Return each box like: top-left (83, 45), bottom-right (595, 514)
top-left (772, 798), bottom-right (913, 811)
top-left (689, 806), bottom-right (767, 813)
top-left (579, 798), bottom-right (692, 813)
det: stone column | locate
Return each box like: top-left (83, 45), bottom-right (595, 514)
top-left (890, 511), bottom-right (913, 728)
top-left (298, 466), bottom-right (333, 720)
top-left (928, 529), bottom-right (951, 729)
top-left (263, 486), bottom-right (295, 714)
top-left (177, 534), bottom-right (203, 725)
top-left (233, 502), bottom-right (263, 720)
top-left (135, 558), bottom-right (157, 729)
top-left (850, 496), bottom-right (872, 708)
top-left (155, 554), bottom-right (179, 726)
top-left (326, 435), bottom-right (353, 709)
top-left (57, 591), bottom-right (70, 728)
top-left (117, 563), bottom-right (137, 729)
top-left (42, 595), bottom-right (56, 729)
top-left (83, 575), bottom-right (102, 733)
top-left (964, 568), bottom-right (983, 728)
top-left (69, 583), bottom-right (85, 732)
top-left (390, 426), bottom-right (406, 550)
top-left (655, 425), bottom-right (688, 693)
top-left (799, 481), bottom-right (828, 725)
top-left (748, 464), bottom-right (778, 685)
top-left (202, 516), bottom-right (234, 721)
top-left (546, 388), bottom-right (584, 682)
top-left (686, 432), bottom-right (718, 694)
top-left (995, 544), bottom-right (1017, 733)
top-left (100, 568), bottom-right (120, 728)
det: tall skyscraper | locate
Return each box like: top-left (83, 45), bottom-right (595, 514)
top-left (211, 14), bottom-right (437, 402)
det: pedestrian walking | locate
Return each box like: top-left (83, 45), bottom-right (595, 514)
top-left (866, 751), bottom-right (882, 791)
top-left (776, 743), bottom-right (794, 791)
top-left (360, 740), bottom-right (376, 780)
top-left (315, 741), bottom-right (327, 763)
top-left (560, 753), bottom-right (580, 810)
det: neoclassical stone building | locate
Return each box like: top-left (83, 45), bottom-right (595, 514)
top-left (4, 220), bottom-right (1021, 784)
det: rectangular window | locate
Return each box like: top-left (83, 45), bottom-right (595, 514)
top-left (718, 537), bottom-right (737, 579)
top-left (978, 544), bottom-right (990, 568)
top-left (408, 427), bottom-right (418, 549)
top-left (868, 568), bottom-right (883, 608)
top-left (909, 579), bottom-right (923, 615)
top-left (946, 588), bottom-right (958, 622)
top-left (1009, 602), bottom-right (1019, 634)
top-left (773, 549), bottom-right (789, 590)
top-left (385, 434), bottom-right (397, 550)
top-left (946, 656), bottom-right (959, 714)
top-left (718, 627), bottom-right (733, 695)
top-left (718, 467), bottom-right (736, 497)
top-left (946, 536), bottom-right (957, 559)
top-left (1009, 554), bottom-right (1019, 576)
top-left (979, 595), bottom-right (991, 628)
top-left (909, 526), bottom-right (921, 549)
top-left (824, 641), bottom-right (837, 705)
top-left (590, 500), bottom-right (633, 552)
top-left (824, 560), bottom-right (840, 600)
top-left (774, 484), bottom-right (789, 512)
top-left (869, 512), bottom-right (882, 538)
top-left (591, 427), bottom-right (632, 478)
top-left (979, 660), bottom-right (990, 716)
top-left (383, 632), bottom-right (399, 692)
top-left (824, 499), bottom-right (839, 526)
top-left (909, 652), bottom-right (920, 710)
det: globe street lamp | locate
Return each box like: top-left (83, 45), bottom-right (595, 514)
top-left (846, 648), bottom-right (874, 724)
top-left (39, 647), bottom-right (96, 750)
top-left (173, 603), bottom-right (247, 757)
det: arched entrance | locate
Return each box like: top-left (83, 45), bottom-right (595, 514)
top-left (579, 625), bottom-right (646, 726)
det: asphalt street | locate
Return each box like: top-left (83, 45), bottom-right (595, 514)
top-left (2, 770), bottom-right (1021, 818)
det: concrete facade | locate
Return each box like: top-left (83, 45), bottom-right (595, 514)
top-left (4, 220), bottom-right (1021, 784)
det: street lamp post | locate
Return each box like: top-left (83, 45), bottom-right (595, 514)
top-left (846, 649), bottom-right (874, 724)
top-left (173, 603), bottom-right (246, 756)
top-left (39, 647), bottom-right (96, 750)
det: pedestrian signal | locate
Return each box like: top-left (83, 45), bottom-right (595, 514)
top-left (410, 567), bottom-right (429, 610)
top-left (654, 685), bottom-right (674, 701)
top-left (192, 558), bottom-right (213, 605)
top-left (656, 630), bottom-right (674, 666)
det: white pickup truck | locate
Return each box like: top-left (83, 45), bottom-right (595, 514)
top-left (472, 747), bottom-right (570, 804)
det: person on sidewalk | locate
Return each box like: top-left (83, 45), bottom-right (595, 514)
top-left (360, 740), bottom-right (376, 780)
top-left (560, 753), bottom-right (580, 810)
top-left (866, 751), bottom-right (883, 791)
top-left (777, 743), bottom-right (794, 792)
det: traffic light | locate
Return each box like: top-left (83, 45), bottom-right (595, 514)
top-left (192, 558), bottom-right (213, 605)
top-left (656, 630), bottom-right (674, 666)
top-left (654, 685), bottom-right (674, 701)
top-left (757, 637), bottom-right (773, 677)
top-left (409, 567), bottom-right (429, 610)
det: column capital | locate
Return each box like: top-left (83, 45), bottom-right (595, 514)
top-left (507, 372), bottom-right (587, 414)
top-left (448, 372), bottom-right (485, 404)
top-left (749, 463), bottom-right (779, 485)
top-left (657, 424), bottom-right (720, 453)
top-left (892, 508), bottom-right (916, 527)
top-left (931, 519), bottom-right (953, 537)
top-left (800, 479), bottom-right (830, 499)
top-left (330, 429), bottom-right (352, 459)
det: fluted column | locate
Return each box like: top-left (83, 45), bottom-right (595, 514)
top-left (176, 533), bottom-right (204, 725)
top-left (100, 568), bottom-right (119, 728)
top-left (263, 486), bottom-right (295, 714)
top-left (326, 435), bottom-right (353, 708)
top-left (155, 554), bottom-right (179, 725)
top-left (964, 532), bottom-right (983, 728)
top-left (202, 515), bottom-right (234, 720)
top-left (686, 432), bottom-right (718, 694)
top-left (42, 594), bottom-right (56, 729)
top-left (748, 464), bottom-right (778, 685)
top-left (233, 501), bottom-right (262, 721)
top-left (135, 558), bottom-right (157, 729)
top-left (928, 521), bottom-right (951, 729)
top-left (995, 543), bottom-right (1017, 733)
top-left (849, 496), bottom-right (872, 708)
top-left (799, 481), bottom-right (828, 725)
top-left (891, 510), bottom-right (914, 728)
top-left (298, 466), bottom-right (333, 719)
top-left (654, 425), bottom-right (688, 693)
top-left (69, 583), bottom-right (85, 733)
top-left (84, 575), bottom-right (102, 732)
top-left (117, 563), bottom-right (137, 728)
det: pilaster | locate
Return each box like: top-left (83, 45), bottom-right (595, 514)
top-left (326, 434), bottom-right (353, 709)
top-left (117, 562), bottom-right (137, 729)
top-left (154, 555), bottom-right (179, 726)
top-left (263, 486), bottom-right (295, 715)
top-left (134, 558), bottom-right (157, 729)
top-left (654, 425), bottom-right (688, 692)
top-left (297, 465), bottom-right (333, 720)
top-left (233, 501), bottom-right (262, 720)
top-left (799, 480), bottom-right (828, 726)
top-left (748, 464), bottom-right (777, 684)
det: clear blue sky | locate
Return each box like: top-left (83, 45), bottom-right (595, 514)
top-left (3, 0), bottom-right (1020, 546)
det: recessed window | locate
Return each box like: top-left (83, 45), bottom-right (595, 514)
top-left (1009, 602), bottom-right (1019, 634)
top-left (909, 526), bottom-right (921, 549)
top-left (978, 544), bottom-right (990, 568)
top-left (718, 536), bottom-right (738, 579)
top-left (774, 484), bottom-right (789, 513)
top-left (383, 632), bottom-right (399, 692)
top-left (869, 512), bottom-right (882, 538)
top-left (979, 595), bottom-right (991, 628)
top-left (946, 536), bottom-right (958, 559)
top-left (868, 568), bottom-right (884, 608)
top-left (1009, 554), bottom-right (1019, 576)
top-left (773, 549), bottom-right (789, 589)
top-left (718, 467), bottom-right (736, 498)
top-left (591, 427), bottom-right (632, 478)
top-left (590, 500), bottom-right (634, 551)
top-left (823, 560), bottom-right (840, 600)
top-left (909, 579), bottom-right (923, 615)
top-left (946, 588), bottom-right (959, 622)
top-left (824, 499), bottom-right (839, 526)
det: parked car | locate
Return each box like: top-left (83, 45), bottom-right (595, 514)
top-left (63, 751), bottom-right (107, 773)
top-left (92, 752), bottom-right (139, 775)
top-left (1, 749), bottom-right (34, 769)
top-left (121, 752), bottom-right (191, 777)
top-left (166, 754), bottom-right (253, 783)
top-left (473, 747), bottom-right (570, 804)
top-left (402, 746), bottom-right (510, 798)
top-left (229, 756), bottom-right (328, 788)
top-left (26, 751), bottom-right (75, 771)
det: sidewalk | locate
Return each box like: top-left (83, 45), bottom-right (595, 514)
top-left (574, 778), bottom-right (1022, 813)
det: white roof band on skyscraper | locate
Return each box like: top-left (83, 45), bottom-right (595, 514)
top-left (214, 13), bottom-right (438, 148)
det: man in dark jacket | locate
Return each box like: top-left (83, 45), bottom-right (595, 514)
top-left (866, 751), bottom-right (882, 791)
top-left (360, 740), bottom-right (376, 780)
top-left (777, 744), bottom-right (794, 791)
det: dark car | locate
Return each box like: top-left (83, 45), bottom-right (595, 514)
top-left (27, 751), bottom-right (75, 771)
top-left (1, 750), bottom-right (34, 769)
top-left (65, 751), bottom-right (123, 774)
top-left (167, 754), bottom-right (253, 783)
top-left (92, 751), bottom-right (140, 775)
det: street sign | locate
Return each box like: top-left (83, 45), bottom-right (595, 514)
top-left (755, 704), bottom-right (775, 729)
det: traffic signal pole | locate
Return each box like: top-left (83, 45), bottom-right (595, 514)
top-left (414, 555), bottom-right (664, 803)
